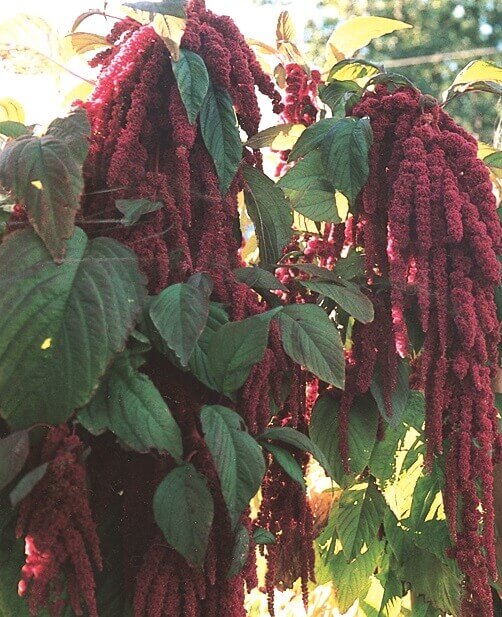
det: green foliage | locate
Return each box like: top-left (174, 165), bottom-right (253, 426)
top-left (370, 359), bottom-right (411, 427)
top-left (206, 308), bottom-right (280, 394)
top-left (321, 116), bottom-right (373, 205)
top-left (0, 228), bottom-right (146, 429)
top-left (261, 442), bottom-right (305, 488)
top-left (200, 405), bottom-right (265, 528)
top-left (0, 110), bottom-right (89, 261)
top-left (149, 274), bottom-right (212, 367)
top-left (0, 431), bottom-right (29, 491)
top-left (78, 352), bottom-right (183, 461)
top-left (243, 165), bottom-right (293, 265)
top-left (226, 523), bottom-right (250, 579)
top-left (200, 83), bottom-right (242, 195)
top-left (115, 198), bottom-right (163, 226)
top-left (0, 121), bottom-right (29, 138)
top-left (9, 463), bottom-right (48, 508)
top-left (299, 279), bottom-right (374, 323)
top-left (234, 266), bottom-right (287, 293)
top-left (277, 304), bottom-right (345, 388)
top-left (172, 49), bottom-right (210, 124)
top-left (310, 394), bottom-right (379, 486)
top-left (153, 463), bottom-right (214, 569)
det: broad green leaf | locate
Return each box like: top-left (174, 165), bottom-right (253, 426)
top-left (310, 394), bottom-right (379, 487)
top-left (360, 571), bottom-right (403, 617)
top-left (328, 539), bottom-right (384, 613)
top-left (0, 431), bottom-right (29, 491)
top-left (206, 309), bottom-right (281, 395)
top-left (200, 83), bottom-right (242, 195)
top-left (277, 304), bottom-right (345, 388)
top-left (0, 228), bottom-right (146, 430)
top-left (0, 121), bottom-right (28, 138)
top-left (299, 280), bottom-right (374, 323)
top-left (253, 527), bottom-right (275, 544)
top-left (261, 442), bottom-right (305, 489)
top-left (259, 425), bottom-right (332, 479)
top-left (153, 463), bottom-right (214, 569)
top-left (484, 150), bottom-right (502, 176)
top-left (172, 49), bottom-right (209, 124)
top-left (333, 249), bottom-right (365, 280)
top-left (124, 0), bottom-right (187, 18)
top-left (78, 352), bottom-right (183, 461)
top-left (9, 462), bottom-right (48, 507)
top-left (150, 281), bottom-right (210, 367)
top-left (116, 198), bottom-right (163, 226)
top-left (410, 597), bottom-right (442, 617)
top-left (279, 151), bottom-right (342, 222)
top-left (245, 123), bottom-right (305, 151)
top-left (288, 118), bottom-right (339, 161)
top-left (399, 545), bottom-right (461, 615)
top-left (200, 405), bottom-right (266, 527)
top-left (370, 358), bottom-right (410, 427)
top-left (234, 266), bottom-right (287, 293)
top-left (326, 16), bottom-right (411, 61)
top-left (369, 391), bottom-right (425, 482)
top-left (322, 116), bottom-right (373, 205)
top-left (0, 135), bottom-right (85, 261)
top-left (319, 80), bottom-right (362, 114)
top-left (336, 480), bottom-right (384, 561)
top-left (243, 165), bottom-right (293, 265)
top-left (226, 523), bottom-right (250, 579)
top-left (45, 109), bottom-right (90, 165)
top-left (188, 302), bottom-right (229, 390)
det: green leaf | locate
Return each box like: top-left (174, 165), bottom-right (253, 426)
top-left (333, 249), bottom-right (365, 280)
top-left (245, 123), bottom-right (306, 150)
top-left (299, 280), bottom-right (374, 323)
top-left (329, 539), bottom-right (384, 613)
top-left (261, 442), bottom-right (305, 488)
top-left (0, 227), bottom-right (146, 430)
top-left (259, 425), bottom-right (332, 479)
top-left (226, 523), bottom-right (250, 579)
top-left (288, 118), bottom-right (339, 161)
top-left (0, 134), bottom-right (85, 261)
top-left (253, 527), bottom-right (275, 545)
top-left (410, 597), bottom-right (442, 617)
top-left (336, 480), bottom-right (384, 561)
top-left (277, 304), bottom-right (345, 388)
top-left (234, 266), bottom-right (287, 293)
top-left (153, 463), bottom-right (214, 569)
top-left (78, 352), bottom-right (183, 461)
top-left (243, 165), bottom-right (293, 265)
top-left (319, 80), bottom-right (362, 114)
top-left (124, 0), bottom-right (186, 18)
top-left (172, 49), bottom-right (210, 124)
top-left (399, 545), bottom-right (461, 615)
top-left (310, 394), bottom-right (379, 487)
top-left (322, 116), bottom-right (373, 205)
top-left (206, 309), bottom-right (281, 395)
top-left (0, 121), bottom-right (28, 138)
top-left (369, 391), bottom-right (425, 482)
top-left (150, 281), bottom-right (210, 367)
top-left (326, 59), bottom-right (382, 83)
top-left (370, 359), bottom-right (410, 427)
top-left (188, 302), bottom-right (229, 390)
top-left (115, 198), bottom-right (163, 226)
top-left (9, 462), bottom-right (48, 507)
top-left (0, 431), bottom-right (29, 491)
top-left (200, 405), bottom-right (266, 527)
top-left (278, 150), bottom-right (341, 222)
top-left (200, 83), bottom-right (242, 195)
top-left (46, 109), bottom-right (90, 165)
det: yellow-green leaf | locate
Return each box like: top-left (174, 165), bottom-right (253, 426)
top-left (61, 32), bottom-right (110, 60)
top-left (245, 123), bottom-right (305, 150)
top-left (0, 98), bottom-right (25, 123)
top-left (276, 11), bottom-right (296, 44)
top-left (450, 59), bottom-right (502, 88)
top-left (326, 16), bottom-right (412, 65)
top-left (152, 13), bottom-right (186, 61)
